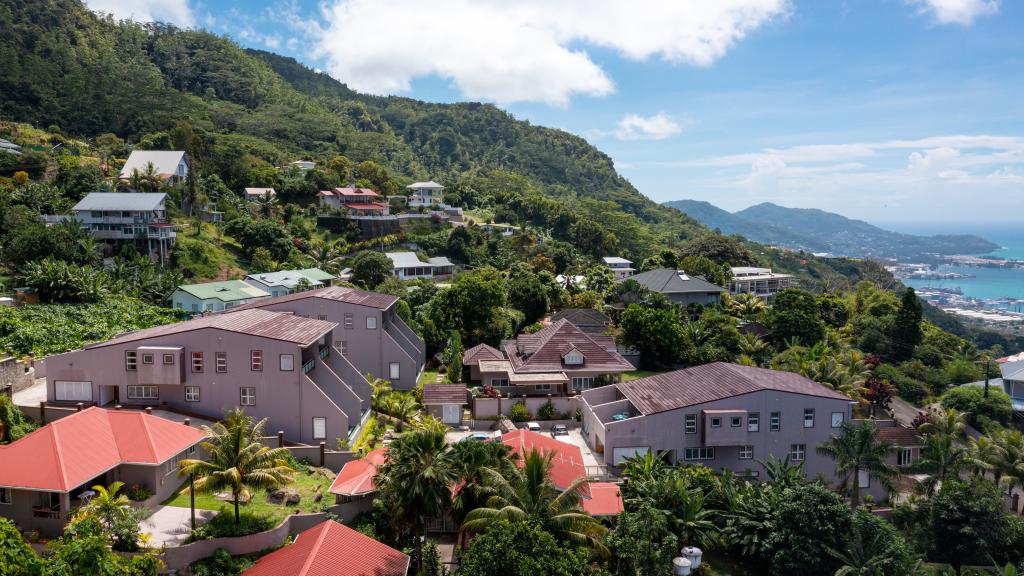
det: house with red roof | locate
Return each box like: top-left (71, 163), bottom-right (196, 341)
top-left (242, 519), bottom-right (409, 576)
top-left (318, 187), bottom-right (390, 215)
top-left (328, 448), bottom-right (387, 518)
top-left (476, 319), bottom-right (633, 397)
top-left (0, 407), bottom-right (205, 535)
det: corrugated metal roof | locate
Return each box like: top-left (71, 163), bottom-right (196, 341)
top-left (245, 269), bottom-right (333, 289)
top-left (550, 308), bottom-right (611, 328)
top-left (602, 257), bottom-right (633, 265)
top-left (73, 192), bottom-right (167, 212)
top-left (331, 187), bottom-right (381, 197)
top-left (175, 280), bottom-right (269, 302)
top-left (87, 309), bottom-right (335, 348)
top-left (407, 181), bottom-right (444, 189)
top-left (386, 252), bottom-right (428, 268)
top-left (421, 384), bottom-right (468, 405)
top-left (118, 150), bottom-right (186, 178)
top-left (227, 286), bottom-right (399, 312)
top-left (616, 362), bottom-right (852, 415)
top-left (241, 519), bottom-right (409, 576)
top-left (876, 425), bottom-right (922, 446)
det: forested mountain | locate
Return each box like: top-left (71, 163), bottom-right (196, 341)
top-left (666, 199), bottom-right (997, 260)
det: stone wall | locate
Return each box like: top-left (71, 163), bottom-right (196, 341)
top-left (0, 356), bottom-right (35, 393)
top-left (472, 395), bottom-right (580, 420)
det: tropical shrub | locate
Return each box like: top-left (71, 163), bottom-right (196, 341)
top-left (941, 385), bottom-right (1012, 430)
top-left (509, 402), bottom-right (530, 423)
top-left (537, 401), bottom-right (556, 420)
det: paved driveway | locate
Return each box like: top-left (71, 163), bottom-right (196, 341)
top-left (141, 505), bottom-right (217, 547)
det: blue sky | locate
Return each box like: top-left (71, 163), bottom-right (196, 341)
top-left (86, 0), bottom-right (1024, 224)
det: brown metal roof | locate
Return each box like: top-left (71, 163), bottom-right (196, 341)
top-left (462, 343), bottom-right (504, 366)
top-left (505, 320), bottom-right (634, 374)
top-left (876, 425), bottom-right (922, 446)
top-left (88, 309), bottom-right (336, 348)
top-left (228, 285), bottom-right (399, 312)
top-left (421, 384), bottom-right (469, 405)
top-left (616, 362), bottom-right (852, 415)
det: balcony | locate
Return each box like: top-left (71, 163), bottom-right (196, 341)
top-left (702, 409), bottom-right (749, 447)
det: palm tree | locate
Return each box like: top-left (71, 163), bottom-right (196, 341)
top-left (449, 439), bottom-right (514, 523)
top-left (737, 333), bottom-right (768, 365)
top-left (912, 432), bottom-right (966, 497)
top-left (917, 407), bottom-right (968, 439)
top-left (620, 450), bottom-right (669, 484)
top-left (965, 434), bottom-right (999, 477)
top-left (991, 429), bottom-right (1024, 495)
top-left (462, 449), bottom-right (608, 554)
top-left (304, 239), bottom-right (346, 274)
top-left (129, 162), bottom-right (164, 192)
top-left (375, 429), bottom-right (458, 573)
top-left (729, 293), bottom-right (767, 319)
top-left (828, 525), bottom-right (921, 576)
top-left (759, 454), bottom-right (805, 489)
top-left (178, 409), bottom-right (295, 523)
top-left (252, 192), bottom-right (278, 219)
top-left (817, 421), bottom-right (898, 508)
top-left (82, 481), bottom-right (130, 522)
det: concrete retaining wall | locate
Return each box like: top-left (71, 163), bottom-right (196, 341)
top-left (257, 436), bottom-right (356, 473)
top-left (161, 512), bottom-right (327, 571)
top-left (472, 396), bottom-right (580, 420)
top-left (1, 357), bottom-right (35, 393)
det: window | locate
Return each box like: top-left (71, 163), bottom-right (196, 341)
top-left (0, 487), bottom-right (10, 505)
top-left (343, 313), bottom-right (353, 329)
top-left (684, 447), bottom-right (715, 461)
top-left (572, 377), bottom-right (594, 390)
top-left (710, 416), bottom-right (722, 428)
top-left (739, 445), bottom-right (754, 460)
top-left (191, 303), bottom-right (199, 312)
top-left (127, 385), bottom-right (158, 400)
top-left (312, 417), bottom-right (327, 440)
top-left (318, 315), bottom-right (327, 321)
top-left (280, 354), bottom-right (294, 371)
top-left (804, 409), bottom-right (815, 428)
top-left (125, 351), bottom-right (137, 371)
top-left (166, 451), bottom-right (186, 475)
top-left (191, 352), bottom-right (204, 373)
top-left (790, 444), bottom-right (806, 462)
top-left (831, 412), bottom-right (844, 428)
top-left (491, 378), bottom-right (509, 387)
top-left (897, 448), bottom-right (913, 467)
top-left (240, 387), bottom-right (256, 406)
top-left (858, 469), bottom-right (871, 488)
top-left (535, 384), bottom-right (551, 391)
top-left (251, 350), bottom-right (262, 371)
top-left (731, 416), bottom-right (742, 427)
top-left (770, 412), bottom-right (781, 431)
top-left (142, 354), bottom-right (154, 365)
top-left (564, 352), bottom-right (584, 365)
top-left (335, 341), bottom-right (348, 355)
top-left (389, 362), bottom-right (400, 379)
top-left (748, 413), bottom-right (760, 432)
top-left (162, 353), bottom-right (175, 365)
top-left (216, 352), bottom-right (227, 373)
top-left (366, 316), bottom-right (377, 330)
top-left (685, 414), bottom-right (697, 434)
top-left (54, 381), bottom-right (92, 401)
top-left (184, 386), bottom-right (200, 402)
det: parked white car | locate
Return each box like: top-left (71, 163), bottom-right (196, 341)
top-left (525, 421), bottom-right (541, 433)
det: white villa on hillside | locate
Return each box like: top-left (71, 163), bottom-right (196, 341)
top-left (603, 257), bottom-right (635, 280)
top-left (386, 252), bottom-right (454, 280)
top-left (407, 181), bottom-right (444, 207)
top-left (118, 150), bottom-right (190, 184)
top-left (728, 267), bottom-right (796, 302)
top-left (68, 192), bottom-right (176, 262)
top-left (244, 268), bottom-right (336, 297)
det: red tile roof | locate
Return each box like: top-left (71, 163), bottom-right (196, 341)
top-left (462, 343), bottom-right (504, 366)
top-left (581, 482), bottom-right (624, 516)
top-left (345, 202), bottom-right (389, 211)
top-left (504, 320), bottom-right (634, 374)
top-left (227, 286), bottom-right (399, 313)
top-left (242, 520), bottom-right (409, 576)
top-left (616, 362), bottom-right (853, 415)
top-left (329, 448), bottom-right (387, 497)
top-left (87, 309), bottom-right (336, 349)
top-left (421, 384), bottom-right (468, 405)
top-left (0, 407), bottom-right (205, 492)
top-left (331, 187), bottom-right (381, 197)
top-left (876, 425), bottom-right (922, 446)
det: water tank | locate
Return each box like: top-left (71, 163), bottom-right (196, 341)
top-left (671, 557), bottom-right (692, 575)
top-left (681, 546), bottom-right (703, 569)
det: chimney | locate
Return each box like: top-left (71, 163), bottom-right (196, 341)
top-left (183, 418), bottom-right (191, 427)
top-left (114, 404), bottom-right (122, 411)
top-left (145, 407), bottom-right (153, 415)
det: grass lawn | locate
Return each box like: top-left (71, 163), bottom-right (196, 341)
top-left (161, 465), bottom-right (335, 524)
top-left (621, 369), bottom-right (664, 382)
top-left (418, 369), bottom-right (442, 386)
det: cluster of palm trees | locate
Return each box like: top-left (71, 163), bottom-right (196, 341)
top-left (375, 429), bottom-right (607, 573)
top-left (772, 340), bottom-right (876, 406)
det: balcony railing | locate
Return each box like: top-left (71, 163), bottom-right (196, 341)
top-left (302, 359), bottom-right (316, 374)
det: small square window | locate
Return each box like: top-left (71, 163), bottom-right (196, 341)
top-left (163, 353), bottom-right (175, 365)
top-left (710, 417), bottom-right (722, 428)
top-left (831, 412), bottom-right (844, 428)
top-left (240, 387), bottom-right (256, 406)
top-left (185, 386), bottom-right (200, 402)
top-left (790, 444), bottom-right (806, 461)
top-left (280, 354), bottom-right (294, 371)
top-left (366, 316), bottom-right (377, 330)
top-left (142, 354), bottom-right (154, 365)
top-left (731, 416), bottom-right (742, 427)
top-left (739, 445), bottom-right (753, 460)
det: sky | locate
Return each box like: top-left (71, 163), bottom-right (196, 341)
top-left (83, 0), bottom-right (1024, 225)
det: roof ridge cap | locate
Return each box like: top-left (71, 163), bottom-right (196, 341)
top-left (298, 521), bottom-right (333, 576)
top-left (136, 412), bottom-right (160, 462)
top-left (48, 420), bottom-right (70, 491)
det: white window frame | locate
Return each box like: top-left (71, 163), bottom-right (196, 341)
top-left (366, 316), bottom-right (377, 330)
top-left (240, 387), bottom-right (256, 406)
top-left (125, 351), bottom-right (137, 371)
top-left (162, 353), bottom-right (175, 365)
top-left (127, 385), bottom-right (158, 400)
top-left (191, 352), bottom-right (204, 373)
top-left (685, 414), bottom-right (697, 434)
top-left (215, 352), bottom-right (227, 373)
top-left (571, 377), bottom-right (594, 390)
top-left (897, 447), bottom-right (913, 467)
top-left (389, 362), bottom-right (400, 379)
top-left (184, 386), bottom-right (200, 402)
top-left (748, 413), bottom-right (759, 432)
top-left (312, 417), bottom-right (327, 440)
top-left (280, 354), bottom-right (294, 371)
top-left (831, 412), bottom-right (844, 428)
top-left (770, 412), bottom-right (781, 431)
top-left (858, 469), bottom-right (871, 488)
top-left (563, 352), bottom-right (584, 365)
top-left (804, 409), bottom-right (815, 428)
top-left (790, 444), bottom-right (806, 462)
top-left (343, 313), bottom-right (353, 329)
top-left (251, 350), bottom-right (262, 371)
top-left (142, 353), bottom-right (154, 365)
top-left (710, 416), bottom-right (722, 428)
top-left (739, 445), bottom-right (753, 460)
top-left (55, 381), bottom-right (93, 402)
top-left (684, 447), bottom-right (715, 461)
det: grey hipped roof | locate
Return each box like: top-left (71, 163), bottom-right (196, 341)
top-left (621, 268), bottom-right (726, 294)
top-left (73, 192), bottom-right (167, 212)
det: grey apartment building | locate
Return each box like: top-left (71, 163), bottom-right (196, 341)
top-left (43, 309), bottom-right (372, 445)
top-left (581, 363), bottom-right (854, 482)
top-left (227, 286), bottom-right (425, 390)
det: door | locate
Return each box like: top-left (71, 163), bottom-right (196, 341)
top-left (612, 446), bottom-right (649, 465)
top-left (442, 404), bottom-right (461, 425)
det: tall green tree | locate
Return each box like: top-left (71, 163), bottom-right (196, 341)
top-left (350, 251), bottom-right (393, 289)
top-left (620, 304), bottom-right (686, 368)
top-left (443, 330), bottom-right (464, 383)
top-left (768, 288), bottom-right (826, 347)
top-left (456, 520), bottom-right (590, 576)
top-left (816, 421), bottom-right (898, 509)
top-left (891, 288), bottom-right (923, 361)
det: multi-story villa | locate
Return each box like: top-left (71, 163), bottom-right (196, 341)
top-left (467, 319), bottom-right (633, 396)
top-left (118, 150), bottom-right (190, 184)
top-left (69, 192), bottom-right (177, 262)
top-left (244, 268), bottom-right (335, 297)
top-left (728, 267), bottom-right (796, 303)
top-left (580, 362), bottom-right (854, 474)
top-left (385, 252), bottom-right (455, 280)
top-left (603, 257), bottom-right (636, 280)
top-left (227, 286), bottom-right (426, 390)
top-left (43, 309), bottom-right (371, 445)
top-left (406, 180), bottom-right (444, 207)
top-left (317, 187), bottom-right (390, 216)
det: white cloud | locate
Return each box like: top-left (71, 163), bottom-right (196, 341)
top-left (906, 0), bottom-right (999, 26)
top-left (311, 0), bottom-right (789, 104)
top-left (85, 0), bottom-right (195, 27)
top-left (615, 113), bottom-right (683, 141)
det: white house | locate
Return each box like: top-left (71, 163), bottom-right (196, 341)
top-left (244, 187), bottom-right (276, 201)
top-left (244, 268), bottom-right (336, 297)
top-left (406, 181), bottom-right (444, 208)
top-left (386, 252), bottom-right (454, 280)
top-left (69, 192), bottom-right (176, 262)
top-left (603, 257), bottom-right (635, 280)
top-left (728, 267), bottom-right (796, 303)
top-left (169, 280), bottom-right (271, 313)
top-left (118, 151), bottom-right (190, 184)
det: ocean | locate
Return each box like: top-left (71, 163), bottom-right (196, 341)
top-left (879, 221), bottom-right (1024, 304)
